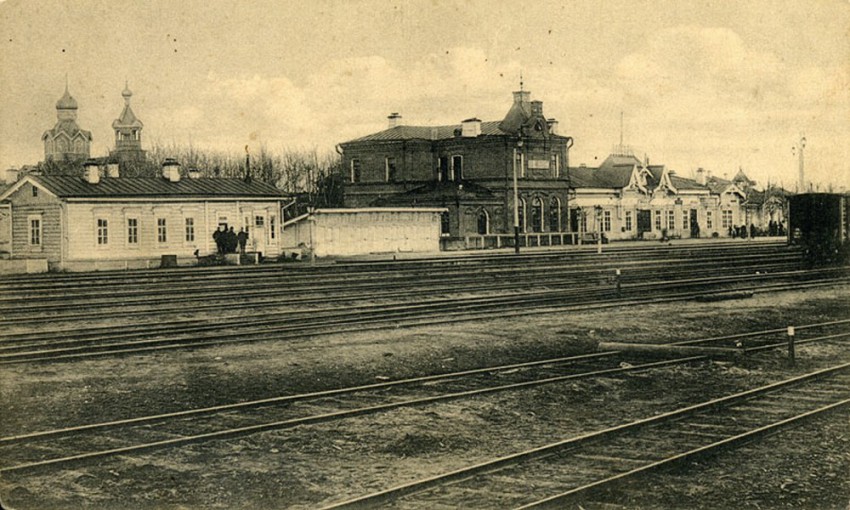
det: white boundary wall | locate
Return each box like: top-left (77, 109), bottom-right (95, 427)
top-left (283, 208), bottom-right (446, 257)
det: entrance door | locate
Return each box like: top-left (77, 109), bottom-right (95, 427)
top-left (253, 213), bottom-right (267, 254)
top-left (637, 210), bottom-right (652, 238)
top-left (689, 209), bottom-right (699, 237)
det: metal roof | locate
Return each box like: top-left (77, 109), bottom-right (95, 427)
top-left (28, 174), bottom-right (286, 199)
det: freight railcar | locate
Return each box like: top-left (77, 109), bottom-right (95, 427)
top-left (788, 193), bottom-right (849, 265)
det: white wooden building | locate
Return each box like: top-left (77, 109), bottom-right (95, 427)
top-left (0, 161), bottom-right (288, 271)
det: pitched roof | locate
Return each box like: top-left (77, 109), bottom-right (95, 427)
top-left (705, 176), bottom-right (733, 194)
top-left (342, 121), bottom-right (507, 143)
top-left (568, 166), bottom-right (633, 189)
top-left (18, 174), bottom-right (285, 200)
top-left (669, 174), bottom-right (708, 191)
top-left (42, 120), bottom-right (92, 141)
top-left (113, 105), bottom-right (143, 129)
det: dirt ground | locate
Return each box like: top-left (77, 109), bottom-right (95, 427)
top-left (1, 284), bottom-right (849, 509)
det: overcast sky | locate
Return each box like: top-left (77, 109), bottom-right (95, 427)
top-left (1, 0), bottom-right (848, 189)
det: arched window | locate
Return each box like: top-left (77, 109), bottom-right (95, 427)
top-left (440, 211), bottom-right (450, 236)
top-left (549, 197), bottom-right (561, 232)
top-left (477, 209), bottom-right (489, 235)
top-left (517, 198), bottom-right (526, 233)
top-left (531, 197), bottom-right (543, 233)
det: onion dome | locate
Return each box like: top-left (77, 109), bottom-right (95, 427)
top-left (56, 85), bottom-right (78, 110)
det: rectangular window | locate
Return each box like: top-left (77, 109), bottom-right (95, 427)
top-left (683, 211), bottom-right (689, 230)
top-left (707, 211), bottom-right (713, 229)
top-left (625, 210), bottom-right (633, 231)
top-left (270, 216), bottom-right (276, 239)
top-left (438, 156), bottom-right (449, 182)
top-left (97, 218), bottom-right (108, 245)
top-left (350, 159), bottom-right (361, 183)
top-left (667, 210), bottom-right (675, 230)
top-left (603, 210), bottom-right (612, 232)
top-left (451, 155), bottom-right (463, 182)
top-left (385, 157), bottom-right (397, 183)
top-left (551, 153), bottom-right (560, 177)
top-left (580, 211), bottom-right (587, 233)
top-left (655, 210), bottom-right (662, 231)
top-left (29, 216), bottom-right (41, 246)
top-left (722, 210), bottom-right (734, 229)
top-left (185, 218), bottom-right (195, 242)
top-left (157, 218), bottom-right (167, 243)
top-left (255, 215), bottom-right (265, 227)
top-left (32, 187), bottom-right (38, 197)
top-left (127, 218), bottom-right (138, 244)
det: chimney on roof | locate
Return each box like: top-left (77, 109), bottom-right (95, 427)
top-left (83, 160), bottom-right (100, 184)
top-left (162, 158), bottom-right (181, 182)
top-left (531, 100), bottom-right (543, 116)
top-left (696, 167), bottom-right (706, 185)
top-left (188, 167), bottom-right (201, 179)
top-left (5, 167), bottom-right (19, 184)
top-left (106, 162), bottom-right (119, 178)
top-left (461, 118), bottom-right (481, 137)
top-left (512, 90), bottom-right (531, 106)
top-left (387, 112), bottom-right (402, 129)
top-left (547, 118), bottom-right (558, 135)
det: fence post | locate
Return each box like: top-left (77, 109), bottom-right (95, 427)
top-left (787, 325), bottom-right (796, 366)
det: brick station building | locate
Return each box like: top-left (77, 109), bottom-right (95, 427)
top-left (339, 90), bottom-right (574, 248)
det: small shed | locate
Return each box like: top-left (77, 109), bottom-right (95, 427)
top-left (282, 208), bottom-right (446, 257)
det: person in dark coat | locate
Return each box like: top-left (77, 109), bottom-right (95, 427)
top-left (225, 227), bottom-right (238, 253)
top-left (237, 228), bottom-right (248, 254)
top-left (213, 226), bottom-right (224, 254)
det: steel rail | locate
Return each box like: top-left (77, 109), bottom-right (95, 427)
top-left (4, 319), bottom-right (847, 447)
top-left (0, 258), bottom-right (811, 337)
top-left (319, 362), bottom-right (850, 510)
top-left (2, 275), bottom-right (846, 364)
top-left (0, 241), bottom-right (790, 287)
top-left (0, 250), bottom-right (800, 309)
top-left (0, 269), bottom-right (835, 359)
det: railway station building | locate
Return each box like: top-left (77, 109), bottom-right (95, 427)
top-left (338, 89), bottom-right (574, 249)
top-left (0, 160), bottom-right (288, 271)
top-left (568, 151), bottom-right (751, 241)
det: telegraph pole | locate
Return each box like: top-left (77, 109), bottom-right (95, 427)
top-left (797, 135), bottom-right (806, 192)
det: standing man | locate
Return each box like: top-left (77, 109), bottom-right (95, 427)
top-left (237, 227), bottom-right (248, 254)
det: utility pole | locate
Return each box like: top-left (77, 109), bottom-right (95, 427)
top-left (797, 135), bottom-right (806, 192)
top-left (513, 138), bottom-right (522, 254)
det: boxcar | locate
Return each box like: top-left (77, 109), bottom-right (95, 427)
top-left (787, 193), bottom-right (849, 265)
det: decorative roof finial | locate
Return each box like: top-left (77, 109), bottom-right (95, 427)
top-left (519, 71), bottom-right (524, 92)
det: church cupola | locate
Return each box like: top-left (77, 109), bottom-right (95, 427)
top-left (110, 82), bottom-right (146, 164)
top-left (42, 81), bottom-right (92, 162)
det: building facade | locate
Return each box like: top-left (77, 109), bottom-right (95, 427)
top-left (42, 84), bottom-right (92, 163)
top-left (0, 161), bottom-right (287, 271)
top-left (339, 90), bottom-right (574, 247)
top-left (569, 152), bottom-right (756, 241)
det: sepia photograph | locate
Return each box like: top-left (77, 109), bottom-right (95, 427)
top-left (0, 0), bottom-right (848, 508)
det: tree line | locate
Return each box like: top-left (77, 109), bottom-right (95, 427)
top-left (30, 143), bottom-right (346, 211)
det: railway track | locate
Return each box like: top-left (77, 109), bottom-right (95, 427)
top-left (1, 320), bottom-right (847, 476)
top-left (2, 268), bottom-right (847, 363)
top-left (0, 241), bottom-right (792, 291)
top-left (321, 362), bottom-right (850, 509)
top-left (0, 245), bottom-right (798, 318)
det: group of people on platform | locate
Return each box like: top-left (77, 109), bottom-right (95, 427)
top-left (212, 225), bottom-right (249, 255)
top-left (729, 220), bottom-right (785, 239)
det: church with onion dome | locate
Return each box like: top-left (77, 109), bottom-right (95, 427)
top-left (41, 82), bottom-right (92, 163)
top-left (109, 82), bottom-right (146, 164)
